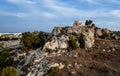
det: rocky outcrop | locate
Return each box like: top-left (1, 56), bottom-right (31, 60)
top-left (95, 27), bottom-right (119, 40)
top-left (51, 20), bottom-right (84, 35)
top-left (43, 20), bottom-right (95, 51)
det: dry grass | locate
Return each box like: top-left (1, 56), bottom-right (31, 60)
top-left (47, 39), bottom-right (120, 76)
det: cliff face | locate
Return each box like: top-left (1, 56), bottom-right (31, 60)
top-left (43, 20), bottom-right (95, 51)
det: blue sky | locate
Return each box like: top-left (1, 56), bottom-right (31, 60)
top-left (0, 0), bottom-right (120, 32)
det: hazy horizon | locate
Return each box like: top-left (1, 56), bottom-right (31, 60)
top-left (0, 0), bottom-right (120, 32)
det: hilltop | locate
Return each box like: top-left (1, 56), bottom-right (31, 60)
top-left (0, 20), bottom-right (120, 76)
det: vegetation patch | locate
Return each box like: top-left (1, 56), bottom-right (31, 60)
top-left (0, 48), bottom-right (13, 71)
top-left (79, 34), bottom-right (85, 48)
top-left (68, 36), bottom-right (79, 51)
top-left (85, 20), bottom-right (96, 27)
top-left (21, 31), bottom-right (46, 49)
top-left (1, 67), bottom-right (18, 76)
top-left (45, 67), bottom-right (62, 76)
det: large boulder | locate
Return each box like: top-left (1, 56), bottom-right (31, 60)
top-left (73, 20), bottom-right (82, 26)
top-left (43, 35), bottom-right (69, 51)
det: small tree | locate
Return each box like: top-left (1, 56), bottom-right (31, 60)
top-left (1, 67), bottom-right (18, 76)
top-left (91, 23), bottom-right (96, 27)
top-left (85, 20), bottom-right (88, 25)
top-left (88, 20), bottom-right (93, 25)
top-left (85, 20), bottom-right (95, 26)
top-left (85, 20), bottom-right (92, 25)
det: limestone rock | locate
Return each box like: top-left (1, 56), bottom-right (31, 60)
top-left (95, 28), bottom-right (103, 37)
top-left (43, 36), bottom-right (59, 50)
top-left (111, 34), bottom-right (118, 40)
top-left (66, 26), bottom-right (73, 34)
top-left (73, 20), bottom-right (82, 26)
top-left (43, 20), bottom-right (95, 51)
top-left (43, 35), bottom-right (69, 51)
top-left (50, 63), bottom-right (59, 67)
top-left (59, 63), bottom-right (65, 69)
top-left (83, 27), bottom-right (94, 48)
top-left (52, 27), bottom-right (62, 36)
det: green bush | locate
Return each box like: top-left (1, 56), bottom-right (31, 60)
top-left (0, 48), bottom-right (13, 69)
top-left (45, 67), bottom-right (62, 76)
top-left (21, 31), bottom-right (46, 49)
top-left (85, 20), bottom-right (93, 26)
top-left (68, 36), bottom-right (79, 50)
top-left (85, 20), bottom-right (96, 27)
top-left (79, 34), bottom-right (85, 48)
top-left (38, 31), bottom-right (46, 47)
top-left (91, 23), bottom-right (96, 27)
top-left (1, 67), bottom-right (18, 76)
